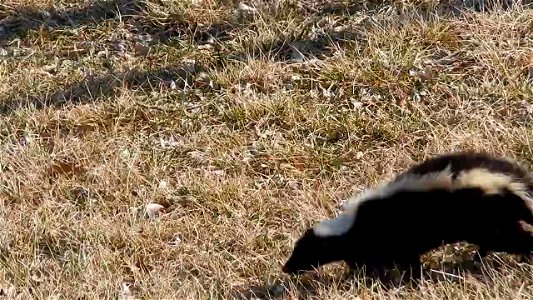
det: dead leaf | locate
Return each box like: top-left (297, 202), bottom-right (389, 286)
top-left (31, 272), bottom-right (45, 283)
top-left (410, 65), bottom-right (433, 81)
top-left (120, 149), bottom-right (131, 160)
top-left (167, 234), bottom-right (182, 247)
top-left (290, 46), bottom-right (305, 63)
top-left (0, 284), bottom-right (15, 298)
top-left (134, 42), bottom-right (150, 56)
top-left (237, 2), bottom-right (257, 12)
top-left (355, 151), bottom-right (364, 160)
top-left (48, 160), bottom-right (86, 177)
top-left (158, 180), bottom-right (169, 190)
top-left (523, 66), bottom-right (533, 83)
top-left (197, 44), bottom-right (213, 50)
top-left (119, 280), bottom-right (140, 300)
top-left (145, 203), bottom-right (166, 218)
top-left (212, 168), bottom-right (225, 176)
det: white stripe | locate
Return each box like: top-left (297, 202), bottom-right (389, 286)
top-left (313, 165), bottom-right (531, 237)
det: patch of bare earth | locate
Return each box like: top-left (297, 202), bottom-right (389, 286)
top-left (1, 0), bottom-right (533, 298)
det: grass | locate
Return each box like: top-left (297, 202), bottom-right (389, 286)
top-left (1, 0), bottom-right (533, 298)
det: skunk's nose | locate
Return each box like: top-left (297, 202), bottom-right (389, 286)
top-left (282, 265), bottom-right (303, 275)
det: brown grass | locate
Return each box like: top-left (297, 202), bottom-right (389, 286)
top-left (1, 0), bottom-right (533, 298)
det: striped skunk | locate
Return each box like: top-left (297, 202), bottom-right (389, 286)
top-left (281, 151), bottom-right (533, 278)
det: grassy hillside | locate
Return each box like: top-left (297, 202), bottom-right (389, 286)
top-left (1, 0), bottom-right (533, 298)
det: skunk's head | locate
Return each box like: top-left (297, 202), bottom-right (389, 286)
top-left (282, 228), bottom-right (343, 275)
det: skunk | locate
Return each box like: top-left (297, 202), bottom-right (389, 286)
top-left (282, 151), bottom-right (533, 278)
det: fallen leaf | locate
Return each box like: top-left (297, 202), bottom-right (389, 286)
top-left (145, 203), bottom-right (166, 218)
top-left (119, 281), bottom-right (139, 300)
top-left (197, 44), bottom-right (213, 50)
top-left (182, 59), bottom-right (196, 74)
top-left (0, 283), bottom-right (15, 298)
top-left (355, 151), bottom-right (364, 160)
top-left (120, 149), bottom-right (131, 160)
top-left (167, 234), bottom-right (182, 247)
top-left (290, 46), bottom-right (305, 63)
top-left (134, 42), bottom-right (150, 56)
top-left (135, 34), bottom-right (153, 44)
top-left (158, 180), bottom-right (169, 190)
top-left (114, 42), bottom-right (127, 53)
top-left (212, 169), bottom-right (225, 176)
top-left (31, 273), bottom-right (45, 283)
top-left (237, 2), bottom-right (257, 11)
top-left (523, 66), bottom-right (533, 83)
top-left (410, 65), bottom-right (433, 81)
top-left (188, 150), bottom-right (207, 161)
top-left (48, 160), bottom-right (86, 177)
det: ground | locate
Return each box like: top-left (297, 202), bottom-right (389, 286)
top-left (1, 0), bottom-right (533, 299)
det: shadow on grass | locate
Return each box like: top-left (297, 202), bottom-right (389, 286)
top-left (230, 255), bottom-right (533, 299)
top-left (2, 0), bottom-right (531, 116)
top-left (229, 272), bottom-right (339, 300)
top-left (0, 0), bottom-right (147, 43)
top-left (0, 62), bottom-right (201, 115)
top-left (229, 271), bottom-right (413, 300)
top-left (0, 0), bottom-right (237, 48)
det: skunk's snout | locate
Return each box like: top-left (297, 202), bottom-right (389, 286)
top-left (281, 265), bottom-right (290, 273)
top-left (281, 262), bottom-right (298, 274)
top-left (282, 263), bottom-right (306, 275)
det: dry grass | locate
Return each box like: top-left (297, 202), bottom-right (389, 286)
top-left (1, 0), bottom-right (533, 298)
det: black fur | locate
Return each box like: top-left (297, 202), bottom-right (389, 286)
top-left (282, 152), bottom-right (533, 278)
top-left (281, 228), bottom-right (348, 275)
